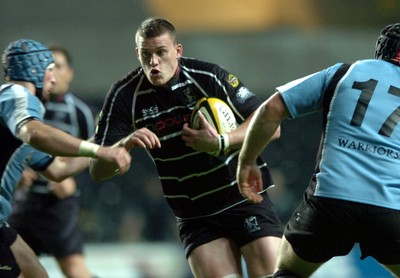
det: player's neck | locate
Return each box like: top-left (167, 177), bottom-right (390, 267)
top-left (9, 81), bottom-right (36, 94)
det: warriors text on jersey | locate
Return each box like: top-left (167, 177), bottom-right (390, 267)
top-left (278, 59), bottom-right (400, 210)
top-left (95, 57), bottom-right (273, 219)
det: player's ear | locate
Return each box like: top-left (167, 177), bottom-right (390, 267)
top-left (176, 43), bottom-right (183, 58)
top-left (136, 47), bottom-right (140, 59)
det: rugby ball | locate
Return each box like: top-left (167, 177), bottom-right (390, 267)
top-left (191, 97), bottom-right (237, 134)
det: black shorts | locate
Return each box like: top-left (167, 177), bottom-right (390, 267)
top-left (177, 192), bottom-right (283, 258)
top-left (0, 224), bottom-right (21, 277)
top-left (8, 192), bottom-right (83, 258)
top-left (285, 194), bottom-right (400, 264)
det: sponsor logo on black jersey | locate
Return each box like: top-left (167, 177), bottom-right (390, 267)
top-left (183, 88), bottom-right (197, 106)
top-left (145, 113), bottom-right (192, 134)
top-left (236, 87), bottom-right (254, 104)
top-left (142, 105), bottom-right (159, 117)
top-left (227, 73), bottom-right (239, 88)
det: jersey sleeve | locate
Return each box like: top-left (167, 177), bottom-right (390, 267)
top-left (94, 84), bottom-right (133, 146)
top-left (26, 148), bottom-right (54, 171)
top-left (0, 85), bottom-right (45, 136)
top-left (208, 64), bottom-right (263, 124)
top-left (278, 63), bottom-right (344, 119)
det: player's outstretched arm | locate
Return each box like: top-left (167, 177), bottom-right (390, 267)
top-left (237, 92), bottom-right (288, 202)
top-left (19, 119), bottom-right (92, 157)
top-left (18, 119), bottom-right (132, 175)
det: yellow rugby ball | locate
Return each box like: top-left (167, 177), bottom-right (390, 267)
top-left (191, 97), bottom-right (238, 156)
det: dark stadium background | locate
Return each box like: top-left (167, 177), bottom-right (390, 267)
top-left (1, 1), bottom-right (397, 277)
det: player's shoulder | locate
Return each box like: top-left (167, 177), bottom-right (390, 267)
top-left (180, 56), bottom-right (224, 73)
top-left (351, 58), bottom-right (391, 69)
top-left (112, 67), bottom-right (143, 91)
top-left (341, 59), bottom-right (397, 78)
top-left (0, 84), bottom-right (41, 110)
top-left (1, 83), bottom-right (29, 97)
top-left (355, 58), bottom-right (382, 64)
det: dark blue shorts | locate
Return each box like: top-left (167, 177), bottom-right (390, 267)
top-left (177, 192), bottom-right (283, 258)
top-left (8, 193), bottom-right (83, 258)
top-left (285, 194), bottom-right (400, 264)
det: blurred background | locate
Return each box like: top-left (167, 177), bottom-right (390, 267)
top-left (1, 1), bottom-right (399, 277)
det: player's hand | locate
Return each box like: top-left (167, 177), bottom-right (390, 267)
top-left (182, 111), bottom-right (219, 152)
top-left (237, 163), bottom-right (263, 203)
top-left (17, 168), bottom-right (39, 189)
top-left (49, 177), bottom-right (77, 199)
top-left (120, 128), bottom-right (161, 151)
top-left (96, 146), bottom-right (132, 175)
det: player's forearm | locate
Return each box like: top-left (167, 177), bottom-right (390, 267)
top-left (43, 157), bottom-right (89, 182)
top-left (239, 95), bottom-right (285, 164)
top-left (19, 120), bottom-right (98, 157)
top-left (227, 110), bottom-right (281, 150)
top-left (19, 120), bottom-right (80, 155)
top-left (239, 119), bottom-right (272, 165)
top-left (226, 118), bottom-right (251, 150)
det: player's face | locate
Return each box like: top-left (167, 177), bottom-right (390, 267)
top-left (41, 63), bottom-right (56, 101)
top-left (136, 32), bottom-right (182, 87)
top-left (51, 51), bottom-right (73, 96)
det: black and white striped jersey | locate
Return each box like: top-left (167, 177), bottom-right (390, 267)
top-left (95, 57), bottom-right (273, 219)
top-left (44, 93), bottom-right (95, 139)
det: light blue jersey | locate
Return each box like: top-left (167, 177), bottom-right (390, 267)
top-left (278, 59), bottom-right (400, 210)
top-left (0, 83), bottom-right (47, 226)
top-left (0, 83), bottom-right (45, 135)
top-left (0, 145), bottom-right (53, 225)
